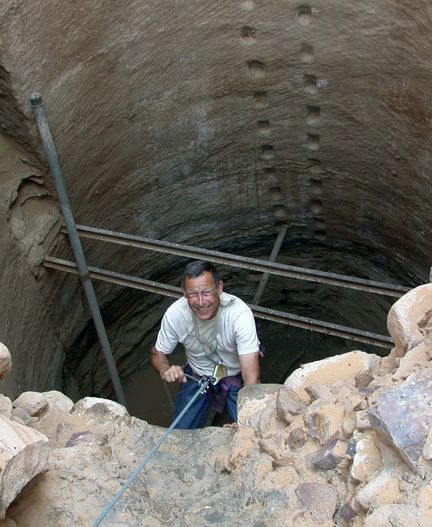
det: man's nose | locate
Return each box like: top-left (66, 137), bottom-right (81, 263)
top-left (196, 293), bottom-right (206, 305)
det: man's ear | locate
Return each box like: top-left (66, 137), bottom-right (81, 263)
top-left (182, 289), bottom-right (188, 298)
top-left (217, 280), bottom-right (224, 294)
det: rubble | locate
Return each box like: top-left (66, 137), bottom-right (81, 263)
top-left (0, 283), bottom-right (431, 526)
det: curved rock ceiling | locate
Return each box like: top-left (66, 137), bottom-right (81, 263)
top-left (0, 1), bottom-right (431, 415)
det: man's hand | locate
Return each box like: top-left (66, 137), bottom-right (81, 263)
top-left (150, 346), bottom-right (186, 383)
top-left (161, 365), bottom-right (186, 383)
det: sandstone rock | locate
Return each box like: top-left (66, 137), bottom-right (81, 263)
top-left (13, 392), bottom-right (48, 417)
top-left (338, 502), bottom-right (358, 522)
top-left (285, 351), bottom-right (380, 402)
top-left (304, 383), bottom-right (335, 403)
top-left (237, 384), bottom-right (281, 428)
top-left (387, 283), bottom-right (432, 357)
top-left (342, 411), bottom-right (357, 437)
top-left (356, 410), bottom-right (371, 430)
top-left (275, 386), bottom-right (307, 423)
top-left (71, 397), bottom-right (131, 424)
top-left (421, 426), bottom-right (432, 460)
top-left (0, 415), bottom-right (49, 518)
top-left (368, 371), bottom-right (432, 474)
top-left (11, 407), bottom-right (37, 427)
top-left (307, 432), bottom-right (347, 470)
top-left (355, 469), bottom-right (402, 510)
top-left (0, 343), bottom-right (11, 381)
top-left (364, 504), bottom-right (431, 527)
top-left (295, 483), bottom-right (338, 524)
top-left (417, 483), bottom-right (432, 511)
top-left (351, 437), bottom-right (383, 483)
top-left (0, 397), bottom-right (12, 419)
top-left (418, 307), bottom-right (432, 348)
top-left (42, 391), bottom-right (74, 414)
top-left (304, 403), bottom-right (345, 444)
top-left (394, 342), bottom-right (430, 380)
top-left (287, 427), bottom-right (308, 449)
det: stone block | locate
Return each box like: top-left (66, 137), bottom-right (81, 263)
top-left (387, 283), bottom-right (432, 357)
top-left (42, 391), bottom-right (74, 414)
top-left (304, 404), bottom-right (345, 444)
top-left (71, 397), bottom-right (131, 424)
top-left (351, 437), bottom-right (383, 483)
top-left (0, 415), bottom-right (49, 518)
top-left (287, 427), bottom-right (308, 449)
top-left (237, 384), bottom-right (281, 427)
top-left (295, 482), bottom-right (338, 524)
top-left (307, 432), bottom-right (347, 470)
top-left (355, 469), bottom-right (402, 510)
top-left (13, 391), bottom-right (48, 417)
top-left (0, 344), bottom-right (11, 381)
top-left (275, 386), bottom-right (307, 424)
top-left (393, 342), bottom-right (430, 380)
top-left (285, 351), bottom-right (380, 401)
top-left (368, 371), bottom-right (432, 474)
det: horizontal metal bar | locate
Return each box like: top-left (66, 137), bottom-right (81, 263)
top-left (44, 256), bottom-right (393, 349)
top-left (64, 225), bottom-right (409, 298)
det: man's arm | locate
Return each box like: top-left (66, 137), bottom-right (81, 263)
top-left (238, 352), bottom-right (260, 385)
top-left (150, 346), bottom-right (186, 383)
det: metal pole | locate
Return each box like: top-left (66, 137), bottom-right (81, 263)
top-left (30, 93), bottom-right (127, 408)
top-left (253, 225), bottom-right (287, 305)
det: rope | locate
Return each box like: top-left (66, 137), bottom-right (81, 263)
top-left (91, 376), bottom-right (211, 526)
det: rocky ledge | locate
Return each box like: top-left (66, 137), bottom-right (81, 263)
top-left (0, 285), bottom-right (431, 526)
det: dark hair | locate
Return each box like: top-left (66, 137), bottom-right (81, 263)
top-left (181, 260), bottom-right (221, 288)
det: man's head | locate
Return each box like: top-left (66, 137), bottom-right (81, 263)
top-left (182, 261), bottom-right (223, 320)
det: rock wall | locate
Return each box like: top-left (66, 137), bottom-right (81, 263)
top-left (0, 1), bottom-right (431, 399)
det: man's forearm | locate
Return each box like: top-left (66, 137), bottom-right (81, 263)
top-left (150, 346), bottom-right (170, 375)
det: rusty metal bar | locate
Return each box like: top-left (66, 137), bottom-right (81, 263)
top-left (63, 225), bottom-right (409, 298)
top-left (44, 256), bottom-right (393, 349)
top-left (253, 225), bottom-right (287, 306)
top-left (30, 94), bottom-right (127, 409)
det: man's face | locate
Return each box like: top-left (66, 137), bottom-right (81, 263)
top-left (183, 271), bottom-right (223, 321)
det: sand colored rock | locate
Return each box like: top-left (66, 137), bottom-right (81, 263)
top-left (304, 403), bottom-right (345, 444)
top-left (275, 386), bottom-right (307, 423)
top-left (354, 469), bottom-right (402, 510)
top-left (0, 415), bottom-right (49, 518)
top-left (0, 344), bottom-right (11, 381)
top-left (71, 397), bottom-right (130, 424)
top-left (394, 341), bottom-right (431, 380)
top-left (42, 391), bottom-right (74, 414)
top-left (351, 436), bottom-right (383, 483)
top-left (387, 284), bottom-right (432, 356)
top-left (13, 392), bottom-right (47, 417)
top-left (285, 351), bottom-right (380, 402)
top-left (0, 397), bottom-right (12, 419)
top-left (295, 482), bottom-right (338, 524)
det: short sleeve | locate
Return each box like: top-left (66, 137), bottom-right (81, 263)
top-left (155, 312), bottom-right (179, 355)
top-left (233, 308), bottom-right (260, 355)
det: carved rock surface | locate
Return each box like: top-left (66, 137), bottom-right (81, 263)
top-left (0, 415), bottom-right (49, 518)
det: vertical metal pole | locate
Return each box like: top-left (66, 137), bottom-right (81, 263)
top-left (30, 93), bottom-right (127, 408)
top-left (253, 225), bottom-right (288, 306)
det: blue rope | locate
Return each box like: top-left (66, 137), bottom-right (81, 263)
top-left (91, 376), bottom-right (210, 527)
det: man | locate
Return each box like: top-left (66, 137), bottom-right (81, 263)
top-left (150, 260), bottom-right (260, 429)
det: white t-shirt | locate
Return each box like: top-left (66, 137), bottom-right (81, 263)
top-left (155, 292), bottom-right (260, 376)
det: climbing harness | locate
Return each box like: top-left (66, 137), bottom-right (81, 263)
top-left (91, 374), bottom-right (218, 526)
